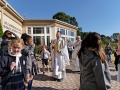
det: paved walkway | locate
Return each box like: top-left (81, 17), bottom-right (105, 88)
top-left (109, 64), bottom-right (120, 90)
top-left (0, 61), bottom-right (119, 90)
top-left (31, 61), bottom-right (80, 90)
top-left (30, 61), bottom-right (120, 90)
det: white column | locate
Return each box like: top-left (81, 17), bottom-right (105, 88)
top-left (25, 27), bottom-right (28, 34)
top-left (31, 27), bottom-right (33, 38)
top-left (49, 27), bottom-right (51, 42)
top-left (44, 27), bottom-right (47, 45)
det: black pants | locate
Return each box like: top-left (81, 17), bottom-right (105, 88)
top-left (115, 64), bottom-right (118, 71)
top-left (42, 59), bottom-right (48, 65)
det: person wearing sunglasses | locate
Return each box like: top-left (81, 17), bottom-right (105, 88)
top-left (1, 30), bottom-right (19, 53)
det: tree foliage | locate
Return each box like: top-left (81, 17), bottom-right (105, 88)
top-left (110, 33), bottom-right (120, 43)
top-left (0, 23), bottom-right (3, 37)
top-left (53, 12), bottom-right (78, 27)
top-left (69, 17), bottom-right (78, 26)
top-left (101, 35), bottom-right (110, 44)
top-left (52, 12), bottom-right (119, 51)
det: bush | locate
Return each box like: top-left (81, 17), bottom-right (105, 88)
top-left (0, 23), bottom-right (3, 37)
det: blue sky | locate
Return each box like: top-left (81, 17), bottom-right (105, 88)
top-left (6, 0), bottom-right (120, 36)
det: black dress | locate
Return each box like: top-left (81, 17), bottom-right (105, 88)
top-left (114, 52), bottom-right (119, 71)
top-left (0, 54), bottom-right (26, 90)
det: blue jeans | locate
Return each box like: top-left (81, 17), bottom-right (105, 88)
top-left (107, 54), bottom-right (111, 62)
top-left (68, 51), bottom-right (72, 59)
top-left (28, 80), bottom-right (33, 90)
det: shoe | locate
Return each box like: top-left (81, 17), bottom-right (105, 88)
top-left (54, 78), bottom-right (57, 81)
top-left (57, 78), bottom-right (63, 82)
top-left (43, 72), bottom-right (45, 75)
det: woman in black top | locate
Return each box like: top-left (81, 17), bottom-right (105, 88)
top-left (114, 48), bottom-right (119, 71)
top-left (1, 30), bottom-right (18, 52)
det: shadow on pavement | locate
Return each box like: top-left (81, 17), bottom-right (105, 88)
top-left (66, 69), bottom-right (80, 74)
top-left (111, 75), bottom-right (117, 81)
top-left (33, 74), bottom-right (55, 81)
top-left (110, 68), bottom-right (116, 72)
top-left (32, 87), bottom-right (57, 90)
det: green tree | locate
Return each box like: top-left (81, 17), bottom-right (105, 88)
top-left (77, 27), bottom-right (83, 38)
top-left (53, 12), bottom-right (78, 26)
top-left (69, 17), bottom-right (78, 26)
top-left (101, 34), bottom-right (110, 44)
top-left (78, 27), bottom-right (82, 32)
top-left (111, 33), bottom-right (120, 43)
top-left (0, 23), bottom-right (3, 37)
top-left (106, 36), bottom-right (112, 42)
top-left (53, 12), bottom-right (70, 23)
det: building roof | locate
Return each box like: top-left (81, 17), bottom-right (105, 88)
top-left (0, 0), bottom-right (78, 30)
top-left (0, 0), bottom-right (23, 22)
top-left (24, 19), bottom-right (78, 30)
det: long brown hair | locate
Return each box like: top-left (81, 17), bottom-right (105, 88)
top-left (78, 32), bottom-right (106, 63)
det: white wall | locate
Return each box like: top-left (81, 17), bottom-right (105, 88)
top-left (3, 14), bottom-right (22, 37)
top-left (0, 12), bottom-right (1, 20)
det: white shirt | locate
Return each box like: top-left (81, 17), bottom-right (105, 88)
top-left (67, 41), bottom-right (73, 51)
top-left (41, 50), bottom-right (50, 59)
top-left (9, 53), bottom-right (22, 73)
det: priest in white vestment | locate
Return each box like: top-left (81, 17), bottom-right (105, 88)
top-left (71, 36), bottom-right (81, 71)
top-left (51, 31), bottom-right (69, 82)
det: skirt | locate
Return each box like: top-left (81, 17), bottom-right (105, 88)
top-left (2, 73), bottom-right (25, 90)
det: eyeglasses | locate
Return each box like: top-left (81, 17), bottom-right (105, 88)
top-left (7, 32), bottom-right (12, 35)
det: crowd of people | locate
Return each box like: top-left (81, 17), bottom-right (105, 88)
top-left (0, 30), bottom-right (120, 90)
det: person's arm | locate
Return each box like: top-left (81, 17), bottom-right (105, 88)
top-left (11, 32), bottom-right (19, 39)
top-left (51, 40), bottom-right (56, 49)
top-left (68, 45), bottom-right (73, 49)
top-left (47, 51), bottom-right (51, 60)
top-left (110, 47), bottom-right (112, 54)
top-left (22, 45), bottom-right (34, 56)
top-left (1, 39), bottom-right (11, 48)
top-left (41, 51), bottom-right (43, 59)
top-left (50, 43), bottom-right (53, 50)
top-left (91, 57), bottom-right (107, 90)
top-left (0, 57), bottom-right (12, 76)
